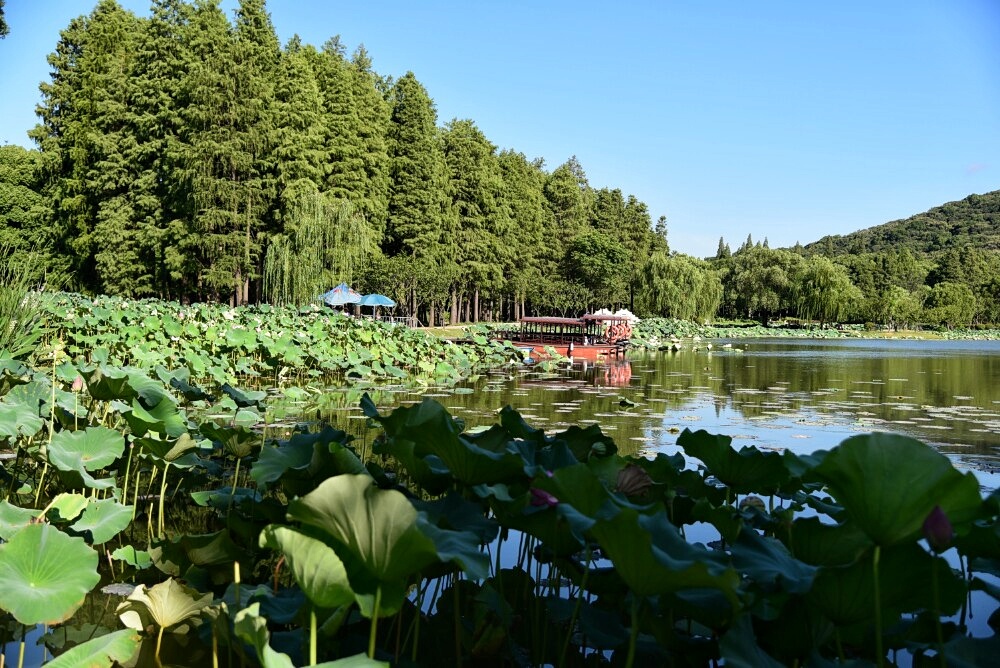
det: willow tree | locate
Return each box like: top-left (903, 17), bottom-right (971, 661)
top-left (639, 252), bottom-right (721, 321)
top-left (791, 255), bottom-right (861, 326)
top-left (263, 190), bottom-right (378, 306)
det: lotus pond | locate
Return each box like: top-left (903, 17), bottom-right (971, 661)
top-left (1, 302), bottom-right (999, 666)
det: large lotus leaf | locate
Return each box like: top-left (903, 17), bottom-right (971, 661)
top-left (677, 429), bottom-right (790, 495)
top-left (46, 492), bottom-right (90, 522)
top-left (149, 530), bottom-right (248, 584)
top-left (0, 400), bottom-right (45, 440)
top-left (393, 399), bottom-right (524, 485)
top-left (200, 421), bottom-right (257, 458)
top-left (123, 397), bottom-right (187, 438)
top-left (718, 614), bottom-right (786, 668)
top-left (135, 432), bottom-right (199, 464)
top-left (362, 395), bottom-right (452, 494)
top-left (117, 578), bottom-right (212, 633)
top-left (221, 383), bottom-right (266, 408)
top-left (111, 545), bottom-right (152, 569)
top-left (259, 525), bottom-right (355, 609)
top-left (251, 427), bottom-right (364, 496)
top-left (730, 527), bottom-right (818, 595)
top-left (48, 426), bottom-right (125, 472)
top-left (232, 602), bottom-right (295, 668)
top-left (44, 628), bottom-right (141, 668)
top-left (548, 423), bottom-right (619, 461)
top-left (71, 498), bottom-right (133, 544)
top-left (168, 375), bottom-right (210, 402)
top-left (813, 433), bottom-right (983, 546)
top-left (287, 474), bottom-right (449, 610)
top-left (412, 492), bottom-right (499, 544)
top-left (81, 366), bottom-right (134, 401)
top-left (0, 500), bottom-right (39, 539)
top-left (782, 516), bottom-right (872, 567)
top-left (589, 506), bottom-right (741, 605)
top-left (0, 523), bottom-right (100, 625)
top-left (807, 542), bottom-right (965, 626)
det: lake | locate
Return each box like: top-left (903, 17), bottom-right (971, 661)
top-left (328, 337), bottom-right (1000, 491)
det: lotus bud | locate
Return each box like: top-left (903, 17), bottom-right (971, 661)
top-left (616, 464), bottom-right (653, 496)
top-left (922, 505), bottom-right (953, 553)
top-left (529, 487), bottom-right (559, 508)
top-left (72, 376), bottom-right (84, 392)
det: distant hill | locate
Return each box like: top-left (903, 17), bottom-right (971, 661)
top-left (804, 190), bottom-right (1000, 256)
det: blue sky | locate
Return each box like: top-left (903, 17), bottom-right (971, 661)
top-left (1, 1), bottom-right (998, 258)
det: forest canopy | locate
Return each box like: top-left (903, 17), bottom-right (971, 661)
top-left (3, 0), bottom-right (998, 329)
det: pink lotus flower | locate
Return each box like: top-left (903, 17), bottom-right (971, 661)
top-left (71, 376), bottom-right (84, 392)
top-left (529, 487), bottom-right (559, 508)
top-left (922, 505), bottom-right (953, 553)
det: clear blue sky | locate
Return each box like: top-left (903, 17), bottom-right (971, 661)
top-left (1, 1), bottom-right (998, 258)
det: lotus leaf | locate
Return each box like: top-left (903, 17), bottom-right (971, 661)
top-left (260, 525), bottom-right (355, 608)
top-left (149, 530), bottom-right (248, 584)
top-left (813, 433), bottom-right (982, 546)
top-left (47, 426), bottom-right (125, 471)
top-left (201, 421), bottom-right (257, 458)
top-left (222, 383), bottom-right (266, 408)
top-left (0, 523), bottom-right (100, 625)
top-left (111, 545), bottom-right (153, 569)
top-left (782, 516), bottom-right (871, 567)
top-left (117, 578), bottom-right (213, 634)
top-left (81, 366), bottom-right (134, 401)
top-left (135, 432), bottom-right (199, 463)
top-left (0, 399), bottom-right (45, 440)
top-left (730, 527), bottom-right (817, 595)
top-left (124, 396), bottom-right (187, 438)
top-left (44, 628), bottom-right (141, 668)
top-left (0, 500), bottom-right (39, 539)
top-left (288, 473), bottom-right (486, 615)
top-left (589, 506), bottom-right (741, 604)
top-left (252, 428), bottom-right (366, 497)
top-left (71, 498), bottom-right (133, 544)
top-left (807, 542), bottom-right (965, 626)
top-left (677, 429), bottom-right (790, 495)
top-left (46, 492), bottom-right (90, 522)
top-left (718, 615), bottom-right (785, 668)
top-left (232, 602), bottom-right (296, 668)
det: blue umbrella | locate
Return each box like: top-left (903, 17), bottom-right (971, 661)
top-left (358, 294), bottom-right (396, 308)
top-left (320, 283), bottom-right (362, 306)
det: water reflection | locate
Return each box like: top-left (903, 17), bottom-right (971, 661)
top-left (312, 339), bottom-right (1000, 488)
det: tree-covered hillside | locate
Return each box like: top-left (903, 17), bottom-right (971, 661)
top-left (804, 191), bottom-right (1000, 256)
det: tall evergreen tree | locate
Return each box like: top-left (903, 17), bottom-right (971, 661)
top-left (349, 45), bottom-right (391, 237)
top-left (385, 72), bottom-right (447, 259)
top-left (441, 118), bottom-right (510, 322)
top-left (497, 150), bottom-right (547, 319)
top-left (542, 156), bottom-right (592, 271)
top-left (31, 0), bottom-right (142, 295)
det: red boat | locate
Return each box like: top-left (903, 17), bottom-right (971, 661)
top-left (499, 314), bottom-right (633, 361)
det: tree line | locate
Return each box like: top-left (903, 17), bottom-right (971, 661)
top-left (3, 0), bottom-right (676, 326)
top-left (1, 0), bottom-right (996, 328)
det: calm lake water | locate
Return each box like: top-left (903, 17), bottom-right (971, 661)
top-left (332, 338), bottom-right (1000, 492)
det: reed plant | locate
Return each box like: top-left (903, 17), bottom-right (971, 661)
top-left (0, 244), bottom-right (49, 360)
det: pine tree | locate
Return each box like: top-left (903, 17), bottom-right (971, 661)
top-left (716, 237), bottom-right (731, 259)
top-left (542, 156), bottom-right (592, 273)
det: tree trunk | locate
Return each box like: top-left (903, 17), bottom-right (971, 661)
top-left (474, 288), bottom-right (480, 323)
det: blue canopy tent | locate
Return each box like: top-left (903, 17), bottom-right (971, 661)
top-left (358, 293), bottom-right (396, 319)
top-left (320, 283), bottom-right (362, 307)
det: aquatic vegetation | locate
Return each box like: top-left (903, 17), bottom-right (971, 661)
top-left (0, 346), bottom-right (996, 665)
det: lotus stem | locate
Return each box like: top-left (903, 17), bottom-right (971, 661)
top-left (369, 585), bottom-right (383, 660)
top-left (33, 462), bottom-right (47, 508)
top-left (931, 557), bottom-right (945, 668)
top-left (17, 626), bottom-right (25, 668)
top-left (121, 443), bottom-right (135, 504)
top-left (155, 625), bottom-right (165, 664)
top-left (873, 545), bottom-right (884, 668)
top-left (559, 549), bottom-right (591, 668)
top-left (158, 461), bottom-right (170, 538)
top-left (310, 606), bottom-right (317, 666)
top-left (625, 594), bottom-right (640, 668)
top-left (452, 580), bottom-right (462, 667)
top-left (229, 457), bottom-right (241, 510)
